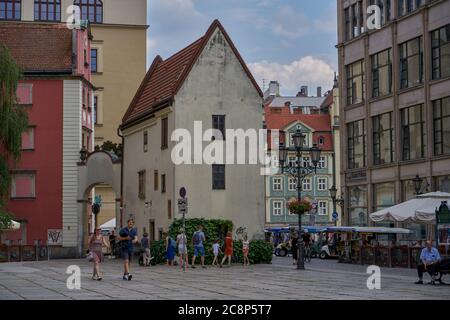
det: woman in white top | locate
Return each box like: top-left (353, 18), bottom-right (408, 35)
top-left (177, 229), bottom-right (188, 270)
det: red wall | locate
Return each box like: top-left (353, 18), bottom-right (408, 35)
top-left (6, 79), bottom-right (63, 245)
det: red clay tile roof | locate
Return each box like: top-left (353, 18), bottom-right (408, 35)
top-left (122, 19), bottom-right (263, 126)
top-left (0, 22), bottom-right (73, 73)
top-left (265, 105), bottom-right (333, 151)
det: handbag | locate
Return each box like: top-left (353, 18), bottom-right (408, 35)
top-left (86, 251), bottom-right (94, 262)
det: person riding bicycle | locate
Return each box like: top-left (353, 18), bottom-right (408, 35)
top-left (302, 233), bottom-right (312, 247)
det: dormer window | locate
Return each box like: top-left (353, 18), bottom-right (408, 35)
top-left (319, 137), bottom-right (325, 145)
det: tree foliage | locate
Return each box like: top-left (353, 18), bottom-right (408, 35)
top-left (0, 44), bottom-right (28, 230)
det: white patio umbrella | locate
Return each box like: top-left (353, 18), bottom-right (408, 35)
top-left (370, 192), bottom-right (450, 224)
top-left (99, 218), bottom-right (116, 230)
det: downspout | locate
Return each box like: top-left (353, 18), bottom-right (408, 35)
top-left (117, 126), bottom-right (124, 229)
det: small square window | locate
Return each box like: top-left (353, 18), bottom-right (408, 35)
top-left (11, 172), bottom-right (36, 199)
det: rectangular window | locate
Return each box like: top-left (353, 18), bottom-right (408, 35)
top-left (288, 156), bottom-right (296, 167)
top-left (344, 7), bottom-right (350, 41)
top-left (90, 49), bottom-right (98, 73)
top-left (212, 115), bottom-right (226, 140)
top-left (318, 201), bottom-right (328, 216)
top-left (386, 0), bottom-right (391, 21)
top-left (11, 172), bottom-right (36, 199)
top-left (401, 104), bottom-right (425, 160)
top-left (16, 83), bottom-right (33, 105)
top-left (273, 177), bottom-right (282, 191)
top-left (21, 127), bottom-right (35, 151)
top-left (374, 183), bottom-right (395, 211)
top-left (399, 37), bottom-right (423, 89)
top-left (351, 4), bottom-right (358, 38)
top-left (161, 117), bottom-right (168, 149)
top-left (93, 96), bottom-right (98, 124)
top-left (168, 200), bottom-right (172, 220)
top-left (349, 185), bottom-right (368, 226)
top-left (431, 25), bottom-right (450, 80)
top-left (303, 178), bottom-right (311, 191)
top-left (346, 60), bottom-right (365, 105)
top-left (212, 165), bottom-right (225, 190)
top-left (143, 131), bottom-right (148, 153)
top-left (34, 0), bottom-right (61, 21)
top-left (358, 0), bottom-right (364, 34)
top-left (0, 0), bottom-right (21, 20)
top-left (138, 171), bottom-right (146, 200)
top-left (373, 112), bottom-right (394, 165)
top-left (273, 201), bottom-right (283, 216)
top-left (398, 0), bottom-right (406, 16)
top-left (318, 156), bottom-right (327, 169)
top-left (318, 178), bottom-right (327, 191)
top-left (433, 96), bottom-right (450, 156)
top-left (288, 178), bottom-right (297, 191)
top-left (154, 170), bottom-right (158, 191)
top-left (371, 48), bottom-right (392, 98)
top-left (161, 174), bottom-right (166, 193)
top-left (302, 156), bottom-right (310, 168)
top-left (347, 120), bottom-right (366, 169)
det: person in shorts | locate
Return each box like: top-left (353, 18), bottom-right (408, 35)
top-left (191, 225), bottom-right (206, 269)
top-left (177, 229), bottom-right (188, 270)
top-left (118, 219), bottom-right (138, 280)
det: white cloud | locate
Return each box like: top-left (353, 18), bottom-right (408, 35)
top-left (248, 56), bottom-right (335, 95)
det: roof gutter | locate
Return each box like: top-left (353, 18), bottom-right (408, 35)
top-left (120, 96), bottom-right (174, 130)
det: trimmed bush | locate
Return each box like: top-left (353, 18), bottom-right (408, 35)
top-left (146, 218), bottom-right (273, 265)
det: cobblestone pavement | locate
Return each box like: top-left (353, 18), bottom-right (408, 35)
top-left (0, 257), bottom-right (449, 300)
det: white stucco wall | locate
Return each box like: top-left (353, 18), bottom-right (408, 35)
top-left (173, 28), bottom-right (265, 239)
top-left (122, 110), bottom-right (175, 237)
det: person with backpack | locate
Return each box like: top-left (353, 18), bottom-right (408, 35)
top-left (165, 232), bottom-right (176, 266)
top-left (191, 225), bottom-right (206, 269)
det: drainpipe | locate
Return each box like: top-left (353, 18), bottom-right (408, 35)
top-left (117, 126), bottom-right (124, 229)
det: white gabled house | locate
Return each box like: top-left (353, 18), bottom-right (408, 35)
top-left (120, 20), bottom-right (265, 240)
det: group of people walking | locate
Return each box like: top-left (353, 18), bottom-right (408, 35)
top-left (164, 225), bottom-right (250, 269)
top-left (87, 221), bottom-right (251, 282)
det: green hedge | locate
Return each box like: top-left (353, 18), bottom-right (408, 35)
top-left (149, 218), bottom-right (272, 265)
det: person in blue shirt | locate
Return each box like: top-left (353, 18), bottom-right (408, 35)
top-left (118, 219), bottom-right (138, 281)
top-left (415, 240), bottom-right (441, 284)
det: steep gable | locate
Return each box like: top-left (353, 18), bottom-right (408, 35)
top-left (121, 19), bottom-right (263, 127)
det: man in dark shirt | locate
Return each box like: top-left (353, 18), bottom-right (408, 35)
top-left (118, 219), bottom-right (138, 281)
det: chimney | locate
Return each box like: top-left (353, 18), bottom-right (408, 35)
top-left (296, 86), bottom-right (308, 97)
top-left (284, 101), bottom-right (291, 108)
top-left (317, 86), bottom-right (322, 97)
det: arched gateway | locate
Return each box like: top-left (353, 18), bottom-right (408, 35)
top-left (77, 151), bottom-right (121, 256)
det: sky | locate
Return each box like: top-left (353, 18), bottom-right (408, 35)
top-left (146, 0), bottom-right (338, 96)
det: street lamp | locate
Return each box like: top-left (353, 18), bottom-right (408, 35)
top-left (279, 129), bottom-right (321, 270)
top-left (413, 175), bottom-right (423, 195)
top-left (80, 147), bottom-right (88, 163)
top-left (329, 185), bottom-right (344, 226)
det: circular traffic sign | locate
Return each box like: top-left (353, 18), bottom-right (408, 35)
top-left (179, 187), bottom-right (187, 198)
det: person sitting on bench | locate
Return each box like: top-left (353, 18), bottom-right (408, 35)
top-left (415, 240), bottom-right (441, 285)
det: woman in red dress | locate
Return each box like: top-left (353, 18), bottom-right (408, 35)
top-left (220, 231), bottom-right (233, 267)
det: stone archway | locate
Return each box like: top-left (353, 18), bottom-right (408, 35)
top-left (77, 151), bottom-right (121, 256)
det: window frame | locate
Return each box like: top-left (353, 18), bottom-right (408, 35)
top-left (73, 0), bottom-right (103, 24)
top-left (288, 178), bottom-right (297, 192)
top-left (347, 120), bottom-right (366, 169)
top-left (399, 37), bottom-right (423, 89)
top-left (21, 126), bottom-right (36, 151)
top-left (433, 96), bottom-right (450, 156)
top-left (273, 201), bottom-right (283, 216)
top-left (318, 201), bottom-right (328, 216)
top-left (371, 48), bottom-right (392, 98)
top-left (143, 131), bottom-right (148, 153)
top-left (212, 115), bottom-right (226, 140)
top-left (90, 48), bottom-right (98, 73)
top-left (34, 0), bottom-right (61, 22)
top-left (10, 171), bottom-right (36, 199)
top-left (138, 170), bottom-right (146, 200)
top-left (212, 164), bottom-right (226, 190)
top-left (161, 117), bottom-right (168, 149)
top-left (273, 177), bottom-right (283, 191)
top-left (373, 112), bottom-right (394, 165)
top-left (401, 104), bottom-right (425, 161)
top-left (431, 25), bottom-right (450, 80)
top-left (317, 177), bottom-right (328, 191)
top-left (0, 0), bottom-right (21, 21)
top-left (346, 60), bottom-right (365, 105)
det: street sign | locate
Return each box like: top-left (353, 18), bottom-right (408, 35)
top-left (332, 211), bottom-right (339, 221)
top-left (178, 198), bottom-right (188, 215)
top-left (179, 187), bottom-right (187, 199)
